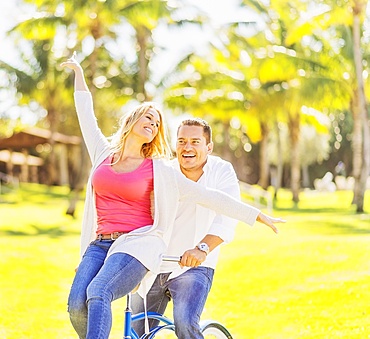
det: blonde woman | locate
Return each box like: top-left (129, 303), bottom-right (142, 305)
top-left (60, 53), bottom-right (284, 339)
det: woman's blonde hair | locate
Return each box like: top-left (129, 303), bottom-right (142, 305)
top-left (109, 102), bottom-right (173, 159)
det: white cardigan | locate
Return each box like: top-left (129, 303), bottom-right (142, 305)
top-left (74, 91), bottom-right (260, 274)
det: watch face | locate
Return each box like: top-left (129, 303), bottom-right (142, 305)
top-left (197, 243), bottom-right (209, 253)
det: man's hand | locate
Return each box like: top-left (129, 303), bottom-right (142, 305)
top-left (256, 212), bottom-right (286, 234)
top-left (179, 248), bottom-right (207, 268)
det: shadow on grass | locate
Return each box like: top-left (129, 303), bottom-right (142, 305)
top-left (0, 200), bottom-right (18, 205)
top-left (1, 183), bottom-right (79, 204)
top-left (0, 224), bottom-right (80, 238)
top-left (289, 217), bottom-right (370, 235)
top-left (276, 206), bottom-right (349, 213)
top-left (314, 221), bottom-right (370, 235)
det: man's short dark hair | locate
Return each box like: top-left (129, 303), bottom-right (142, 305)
top-left (177, 118), bottom-right (212, 144)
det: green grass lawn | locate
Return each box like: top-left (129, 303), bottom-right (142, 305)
top-left (0, 183), bottom-right (369, 338)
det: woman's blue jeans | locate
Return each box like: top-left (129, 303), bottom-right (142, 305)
top-left (67, 239), bottom-right (148, 339)
top-left (131, 266), bottom-right (214, 339)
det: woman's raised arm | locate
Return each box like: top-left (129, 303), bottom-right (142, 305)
top-left (60, 52), bottom-right (89, 92)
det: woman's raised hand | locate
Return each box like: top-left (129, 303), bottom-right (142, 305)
top-left (60, 51), bottom-right (81, 71)
top-left (60, 52), bottom-right (89, 91)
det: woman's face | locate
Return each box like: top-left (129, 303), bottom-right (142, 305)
top-left (131, 108), bottom-right (161, 143)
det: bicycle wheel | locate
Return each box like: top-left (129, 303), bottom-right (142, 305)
top-left (200, 320), bottom-right (233, 339)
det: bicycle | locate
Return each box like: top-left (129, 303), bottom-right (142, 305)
top-left (123, 256), bottom-right (233, 339)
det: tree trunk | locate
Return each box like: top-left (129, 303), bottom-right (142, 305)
top-left (301, 164), bottom-right (310, 188)
top-left (66, 140), bottom-right (91, 216)
top-left (351, 95), bottom-right (362, 205)
top-left (288, 113), bottom-right (301, 203)
top-left (220, 121), bottom-right (233, 163)
top-left (137, 26), bottom-right (150, 100)
top-left (352, 6), bottom-right (369, 212)
top-left (274, 121), bottom-right (284, 199)
top-left (46, 104), bottom-right (59, 185)
top-left (258, 122), bottom-right (270, 190)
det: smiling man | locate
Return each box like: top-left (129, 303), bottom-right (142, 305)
top-left (132, 118), bottom-right (240, 339)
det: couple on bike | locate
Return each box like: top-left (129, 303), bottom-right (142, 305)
top-left (61, 53), bottom-right (284, 339)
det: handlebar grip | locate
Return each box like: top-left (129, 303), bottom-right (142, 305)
top-left (162, 255), bottom-right (181, 262)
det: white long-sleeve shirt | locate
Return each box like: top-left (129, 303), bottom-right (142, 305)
top-left (74, 91), bottom-right (260, 274)
top-left (159, 156), bottom-right (240, 279)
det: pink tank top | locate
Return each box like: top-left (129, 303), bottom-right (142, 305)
top-left (92, 157), bottom-right (154, 234)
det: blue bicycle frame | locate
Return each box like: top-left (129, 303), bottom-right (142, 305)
top-left (122, 255), bottom-right (234, 339)
top-left (123, 292), bottom-right (176, 339)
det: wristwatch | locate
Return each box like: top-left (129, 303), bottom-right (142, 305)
top-left (196, 242), bottom-right (210, 255)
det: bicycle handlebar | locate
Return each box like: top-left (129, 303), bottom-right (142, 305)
top-left (162, 255), bottom-right (181, 262)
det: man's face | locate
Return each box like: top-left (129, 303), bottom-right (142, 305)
top-left (176, 125), bottom-right (213, 171)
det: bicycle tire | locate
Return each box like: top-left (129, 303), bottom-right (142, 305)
top-left (200, 320), bottom-right (233, 339)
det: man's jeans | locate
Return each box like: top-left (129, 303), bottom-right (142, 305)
top-left (131, 266), bottom-right (214, 339)
top-left (67, 239), bottom-right (148, 339)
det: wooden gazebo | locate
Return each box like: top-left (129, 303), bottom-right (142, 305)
top-left (0, 127), bottom-right (81, 185)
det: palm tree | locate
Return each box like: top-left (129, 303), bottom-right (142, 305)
top-left (351, 0), bottom-right (370, 212)
top-left (289, 0), bottom-right (370, 211)
top-left (2, 0), bottom-right (207, 215)
top-left (239, 0), bottom-right (354, 202)
top-left (117, 0), bottom-right (206, 101)
top-left (162, 47), bottom-right (260, 177)
top-left (2, 0), bottom-right (131, 214)
top-left (0, 19), bottom-right (74, 184)
top-left (233, 0), bottom-right (307, 201)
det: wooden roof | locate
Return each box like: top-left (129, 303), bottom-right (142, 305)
top-left (0, 127), bottom-right (81, 151)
